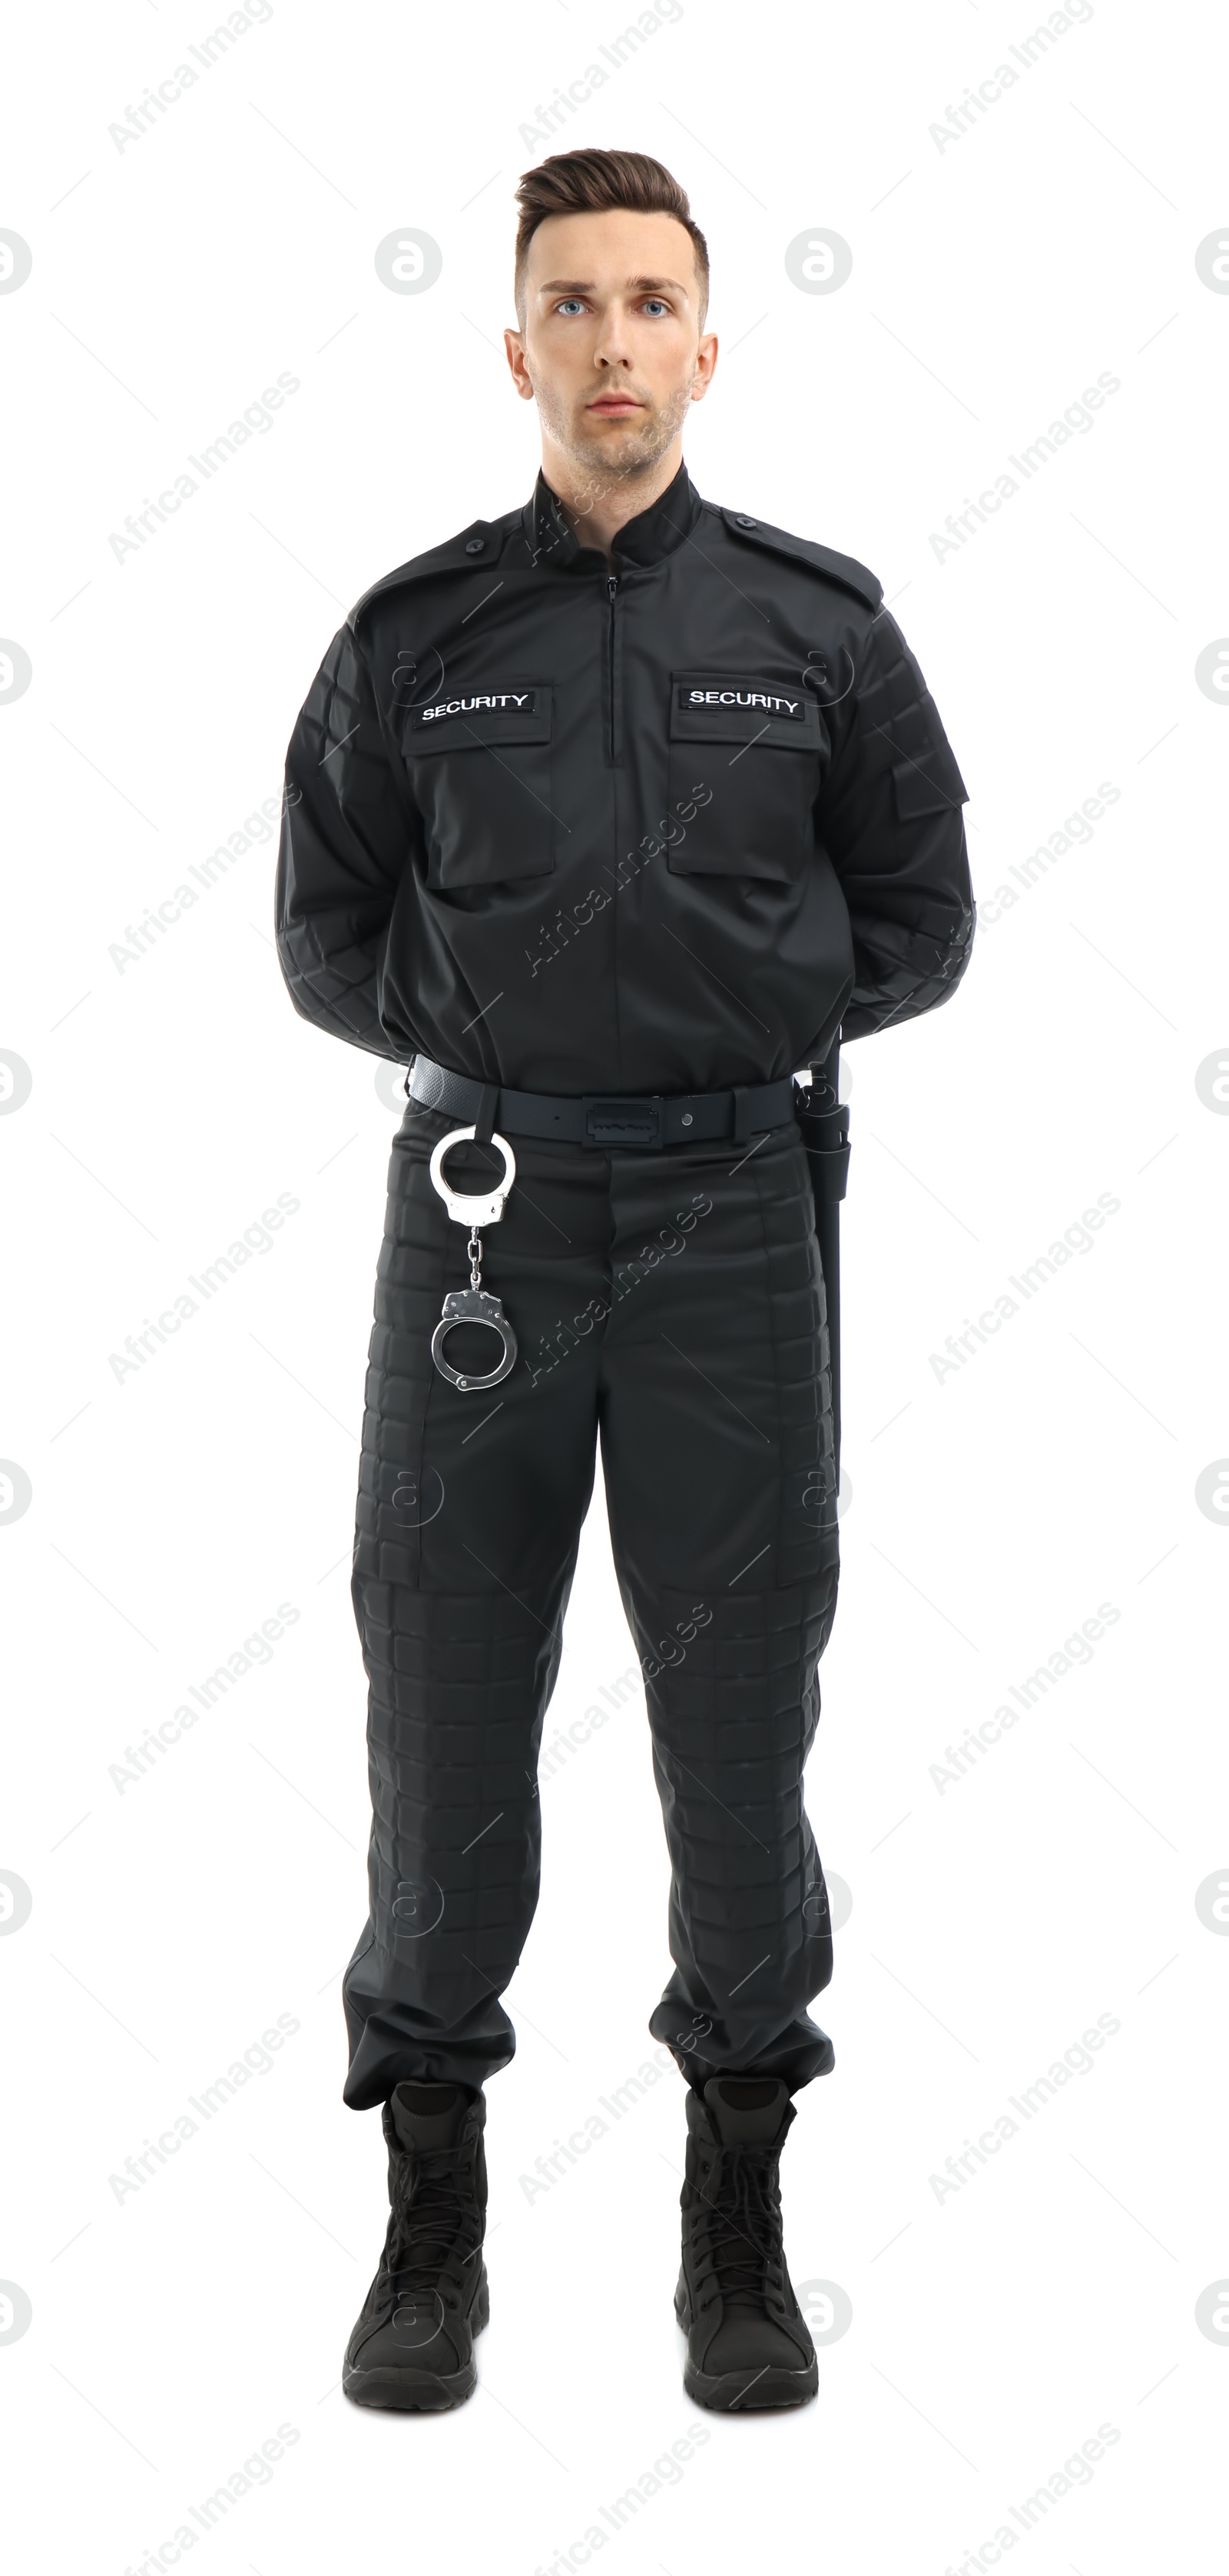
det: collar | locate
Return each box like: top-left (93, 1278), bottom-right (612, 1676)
top-left (522, 459), bottom-right (704, 572)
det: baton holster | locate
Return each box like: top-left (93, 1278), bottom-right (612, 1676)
top-left (793, 1033), bottom-right (850, 1484)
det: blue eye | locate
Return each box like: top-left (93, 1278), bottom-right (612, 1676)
top-left (643, 300), bottom-right (668, 317)
top-left (556, 299), bottom-right (585, 316)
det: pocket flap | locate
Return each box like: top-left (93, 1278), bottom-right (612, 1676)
top-left (669, 671), bottom-right (823, 749)
top-left (405, 680), bottom-right (552, 754)
top-left (891, 735), bottom-right (969, 817)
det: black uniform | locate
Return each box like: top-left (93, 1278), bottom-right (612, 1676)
top-left (276, 464), bottom-right (973, 2109)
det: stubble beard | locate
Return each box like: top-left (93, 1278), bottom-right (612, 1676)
top-left (532, 373), bottom-right (695, 506)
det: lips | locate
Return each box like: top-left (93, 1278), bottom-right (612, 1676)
top-left (588, 398), bottom-right (643, 415)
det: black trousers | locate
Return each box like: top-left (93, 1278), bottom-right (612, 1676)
top-left (341, 1096), bottom-right (840, 2110)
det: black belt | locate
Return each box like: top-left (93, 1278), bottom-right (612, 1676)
top-left (406, 1053), bottom-right (802, 1151)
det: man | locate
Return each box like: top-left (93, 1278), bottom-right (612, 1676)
top-left (275, 147), bottom-right (973, 2415)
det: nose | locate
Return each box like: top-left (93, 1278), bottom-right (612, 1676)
top-left (591, 303), bottom-right (635, 370)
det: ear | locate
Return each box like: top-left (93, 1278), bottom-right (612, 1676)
top-left (690, 332), bottom-right (718, 402)
top-left (504, 327), bottom-right (536, 402)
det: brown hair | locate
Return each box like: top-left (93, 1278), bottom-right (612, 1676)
top-left (514, 148), bottom-right (709, 323)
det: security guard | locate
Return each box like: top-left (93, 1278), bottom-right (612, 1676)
top-left (275, 148), bottom-right (973, 2414)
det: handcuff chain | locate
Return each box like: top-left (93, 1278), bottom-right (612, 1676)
top-left (468, 1225), bottom-right (482, 1289)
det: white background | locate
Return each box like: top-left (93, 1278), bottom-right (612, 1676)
top-left (2, 2), bottom-right (1227, 2569)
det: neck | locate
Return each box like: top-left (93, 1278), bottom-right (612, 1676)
top-left (540, 434), bottom-right (684, 563)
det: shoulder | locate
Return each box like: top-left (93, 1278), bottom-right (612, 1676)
top-left (347, 501), bottom-right (527, 635)
top-left (697, 498), bottom-right (883, 612)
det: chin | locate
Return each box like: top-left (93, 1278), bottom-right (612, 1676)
top-left (584, 420), bottom-right (657, 454)
top-left (585, 419), bottom-right (646, 443)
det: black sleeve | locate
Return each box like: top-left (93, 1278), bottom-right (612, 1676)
top-left (273, 621), bottom-right (418, 1059)
top-left (817, 608), bottom-right (976, 1042)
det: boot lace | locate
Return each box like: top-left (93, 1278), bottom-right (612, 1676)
top-left (695, 2146), bottom-right (782, 2308)
top-left (386, 2145), bottom-right (469, 2298)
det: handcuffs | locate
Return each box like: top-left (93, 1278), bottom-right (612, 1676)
top-left (428, 1126), bottom-right (519, 1392)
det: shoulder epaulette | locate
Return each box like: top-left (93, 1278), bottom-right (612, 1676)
top-left (347, 511), bottom-right (519, 631)
top-left (705, 502), bottom-right (883, 612)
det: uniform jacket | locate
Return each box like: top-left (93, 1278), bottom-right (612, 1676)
top-left (275, 463), bottom-right (974, 1092)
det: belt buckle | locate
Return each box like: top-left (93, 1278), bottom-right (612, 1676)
top-left (582, 1094), bottom-right (664, 1149)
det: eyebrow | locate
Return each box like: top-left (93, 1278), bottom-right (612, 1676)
top-left (537, 275), bottom-right (690, 298)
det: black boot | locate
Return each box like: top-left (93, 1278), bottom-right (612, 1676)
top-left (675, 2076), bottom-right (818, 2412)
top-left (343, 2080), bottom-right (489, 2412)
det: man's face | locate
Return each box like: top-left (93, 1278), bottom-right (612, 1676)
top-left (504, 208), bottom-right (717, 486)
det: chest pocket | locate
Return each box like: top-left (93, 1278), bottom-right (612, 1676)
top-left (666, 671), bottom-right (824, 880)
top-left (402, 680), bottom-right (555, 890)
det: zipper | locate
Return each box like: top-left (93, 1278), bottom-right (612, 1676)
top-left (607, 572), bottom-right (618, 763)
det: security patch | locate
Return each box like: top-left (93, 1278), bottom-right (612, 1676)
top-left (412, 690), bottom-right (538, 728)
top-left (676, 681), bottom-right (806, 719)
